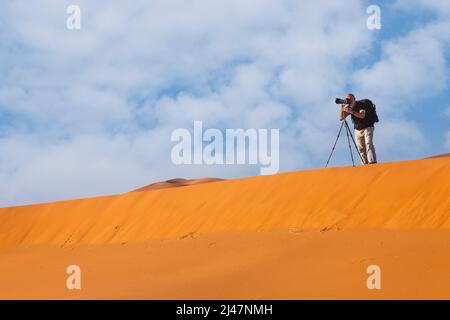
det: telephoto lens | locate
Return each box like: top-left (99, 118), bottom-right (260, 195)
top-left (335, 98), bottom-right (350, 105)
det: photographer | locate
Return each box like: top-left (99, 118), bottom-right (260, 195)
top-left (339, 93), bottom-right (378, 165)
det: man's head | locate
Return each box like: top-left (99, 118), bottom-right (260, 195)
top-left (346, 93), bottom-right (356, 104)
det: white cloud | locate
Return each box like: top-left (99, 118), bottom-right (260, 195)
top-left (375, 120), bottom-right (428, 159)
top-left (446, 132), bottom-right (450, 149)
top-left (444, 107), bottom-right (450, 118)
top-left (352, 21), bottom-right (450, 116)
top-left (395, 0), bottom-right (450, 16)
top-left (0, 0), bottom-right (448, 206)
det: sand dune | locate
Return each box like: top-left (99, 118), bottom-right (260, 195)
top-left (0, 156), bottom-right (449, 299)
top-left (131, 178), bottom-right (224, 192)
top-left (2, 231), bottom-right (450, 300)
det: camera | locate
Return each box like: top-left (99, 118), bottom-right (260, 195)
top-left (335, 98), bottom-right (351, 105)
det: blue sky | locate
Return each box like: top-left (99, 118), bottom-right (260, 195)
top-left (373, 0), bottom-right (449, 151)
top-left (363, 0), bottom-right (450, 154)
top-left (0, 0), bottom-right (449, 206)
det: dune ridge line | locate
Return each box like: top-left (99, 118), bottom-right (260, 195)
top-left (0, 157), bottom-right (449, 249)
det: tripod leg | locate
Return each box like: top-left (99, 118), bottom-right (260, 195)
top-left (345, 124), bottom-right (355, 167)
top-left (325, 121), bottom-right (345, 168)
top-left (344, 120), bottom-right (366, 165)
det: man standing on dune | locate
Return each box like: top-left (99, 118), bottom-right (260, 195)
top-left (339, 93), bottom-right (378, 165)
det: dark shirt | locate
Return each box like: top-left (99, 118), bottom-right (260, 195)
top-left (351, 101), bottom-right (374, 130)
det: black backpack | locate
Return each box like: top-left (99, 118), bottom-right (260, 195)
top-left (360, 99), bottom-right (379, 124)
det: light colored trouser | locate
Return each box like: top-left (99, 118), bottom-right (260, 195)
top-left (355, 127), bottom-right (377, 164)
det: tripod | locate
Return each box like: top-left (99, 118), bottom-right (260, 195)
top-left (325, 118), bottom-right (365, 168)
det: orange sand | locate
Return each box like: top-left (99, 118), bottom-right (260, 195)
top-left (0, 157), bottom-right (449, 299)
